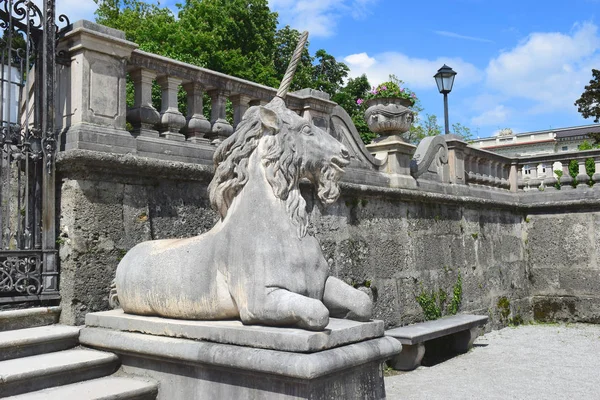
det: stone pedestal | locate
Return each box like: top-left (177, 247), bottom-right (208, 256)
top-left (80, 310), bottom-right (401, 400)
top-left (367, 135), bottom-right (417, 188)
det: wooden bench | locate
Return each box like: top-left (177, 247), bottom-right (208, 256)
top-left (385, 314), bottom-right (488, 370)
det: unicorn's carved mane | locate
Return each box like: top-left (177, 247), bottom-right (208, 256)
top-left (208, 102), bottom-right (309, 237)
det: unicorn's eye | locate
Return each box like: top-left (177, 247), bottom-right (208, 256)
top-left (302, 125), bottom-right (313, 136)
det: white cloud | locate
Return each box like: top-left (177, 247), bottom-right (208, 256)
top-left (343, 51), bottom-right (483, 90)
top-left (485, 22), bottom-right (600, 112)
top-left (269, 0), bottom-right (378, 37)
top-left (471, 105), bottom-right (510, 126)
top-left (434, 31), bottom-right (493, 43)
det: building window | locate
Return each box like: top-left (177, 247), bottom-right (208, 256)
top-left (524, 165), bottom-right (531, 175)
top-left (561, 146), bottom-right (568, 151)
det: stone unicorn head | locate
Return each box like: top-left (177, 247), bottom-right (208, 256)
top-left (114, 32), bottom-right (372, 330)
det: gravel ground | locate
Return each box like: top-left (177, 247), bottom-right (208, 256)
top-left (384, 323), bottom-right (600, 400)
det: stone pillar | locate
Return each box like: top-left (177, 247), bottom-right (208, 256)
top-left (208, 90), bottom-right (233, 141)
top-left (291, 88), bottom-right (335, 131)
top-left (509, 162), bottom-right (518, 192)
top-left (127, 68), bottom-right (160, 138)
top-left (230, 94), bottom-right (252, 129)
top-left (446, 140), bottom-right (467, 185)
top-left (182, 82), bottom-right (211, 143)
top-left (56, 20), bottom-right (138, 152)
top-left (157, 76), bottom-right (186, 141)
top-left (366, 136), bottom-right (417, 188)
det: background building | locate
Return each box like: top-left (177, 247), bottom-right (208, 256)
top-left (472, 125), bottom-right (600, 156)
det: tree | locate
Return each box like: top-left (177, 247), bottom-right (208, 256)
top-left (312, 49), bottom-right (349, 96)
top-left (331, 75), bottom-right (373, 143)
top-left (575, 69), bottom-right (600, 123)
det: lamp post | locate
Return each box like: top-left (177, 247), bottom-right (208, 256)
top-left (434, 65), bottom-right (457, 135)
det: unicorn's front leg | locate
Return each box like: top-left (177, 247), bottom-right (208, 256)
top-left (322, 276), bottom-right (373, 322)
top-left (239, 287), bottom-right (329, 331)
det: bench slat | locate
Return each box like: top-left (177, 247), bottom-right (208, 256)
top-left (385, 314), bottom-right (488, 345)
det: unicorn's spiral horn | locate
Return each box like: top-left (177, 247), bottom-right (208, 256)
top-left (276, 31), bottom-right (309, 99)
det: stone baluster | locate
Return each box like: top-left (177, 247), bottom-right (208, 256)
top-left (576, 159), bottom-right (589, 187)
top-left (208, 89), bottom-right (234, 142)
top-left (127, 68), bottom-right (161, 138)
top-left (466, 156), bottom-right (476, 183)
top-left (492, 161), bottom-right (502, 187)
top-left (230, 94), bottom-right (252, 129)
top-left (593, 157), bottom-right (600, 186)
top-left (561, 162), bottom-right (573, 188)
top-left (182, 82), bottom-right (211, 143)
top-left (509, 162), bottom-right (518, 192)
top-left (156, 76), bottom-right (186, 141)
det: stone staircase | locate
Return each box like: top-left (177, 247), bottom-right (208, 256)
top-left (0, 307), bottom-right (158, 399)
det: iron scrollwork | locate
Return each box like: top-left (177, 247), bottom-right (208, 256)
top-left (0, 254), bottom-right (42, 295)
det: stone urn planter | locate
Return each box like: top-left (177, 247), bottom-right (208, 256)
top-left (364, 97), bottom-right (415, 141)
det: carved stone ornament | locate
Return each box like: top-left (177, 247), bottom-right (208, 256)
top-left (364, 97), bottom-right (415, 139)
top-left (112, 32), bottom-right (373, 331)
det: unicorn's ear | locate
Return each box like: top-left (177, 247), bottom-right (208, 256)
top-left (259, 106), bottom-right (281, 134)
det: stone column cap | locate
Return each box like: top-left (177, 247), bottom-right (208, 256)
top-left (59, 19), bottom-right (138, 57)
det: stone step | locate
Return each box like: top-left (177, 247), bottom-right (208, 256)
top-left (4, 376), bottom-right (158, 400)
top-left (0, 325), bottom-right (81, 361)
top-left (0, 348), bottom-right (119, 397)
top-left (0, 307), bottom-right (61, 332)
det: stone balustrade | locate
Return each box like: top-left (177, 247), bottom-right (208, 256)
top-left (444, 137), bottom-right (515, 191)
top-left (55, 20), bottom-right (336, 164)
top-left (516, 150), bottom-right (600, 191)
top-left (54, 20), bottom-right (600, 201)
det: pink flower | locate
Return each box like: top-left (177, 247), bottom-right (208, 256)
top-left (400, 88), bottom-right (405, 92)
top-left (357, 98), bottom-right (363, 105)
top-left (382, 85), bottom-right (387, 90)
top-left (411, 93), bottom-right (416, 98)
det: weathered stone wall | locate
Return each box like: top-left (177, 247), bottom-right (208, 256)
top-left (56, 152), bottom-right (533, 327)
top-left (311, 187), bottom-right (531, 330)
top-left (526, 211), bottom-right (600, 324)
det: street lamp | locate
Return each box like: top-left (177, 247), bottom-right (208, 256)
top-left (434, 65), bottom-right (457, 135)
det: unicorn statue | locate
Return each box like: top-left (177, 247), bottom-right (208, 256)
top-left (113, 32), bottom-right (372, 330)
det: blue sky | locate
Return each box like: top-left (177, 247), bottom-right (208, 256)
top-left (60, 0), bottom-right (600, 138)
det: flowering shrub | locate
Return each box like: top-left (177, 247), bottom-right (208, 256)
top-left (357, 81), bottom-right (417, 106)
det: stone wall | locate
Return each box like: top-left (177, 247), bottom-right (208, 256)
top-left (526, 211), bottom-right (600, 324)
top-left (56, 151), bottom-right (535, 328)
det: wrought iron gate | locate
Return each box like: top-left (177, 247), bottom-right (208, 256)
top-left (0, 0), bottom-right (67, 304)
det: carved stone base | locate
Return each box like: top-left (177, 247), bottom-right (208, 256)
top-left (80, 311), bottom-right (401, 400)
top-left (367, 135), bottom-right (417, 188)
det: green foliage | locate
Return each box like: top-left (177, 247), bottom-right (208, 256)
top-left (585, 157), bottom-right (595, 186)
top-left (331, 74), bottom-right (375, 143)
top-left (554, 169), bottom-right (563, 190)
top-left (407, 113), bottom-right (441, 145)
top-left (578, 140), bottom-right (594, 151)
top-left (471, 232), bottom-right (478, 239)
top-left (447, 273), bottom-right (462, 316)
top-left (360, 78), bottom-right (417, 104)
top-left (416, 287), bottom-right (443, 321)
top-left (416, 272), bottom-right (462, 321)
top-left (497, 297), bottom-right (510, 321)
top-left (568, 159), bottom-right (579, 187)
top-left (575, 69), bottom-right (600, 123)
